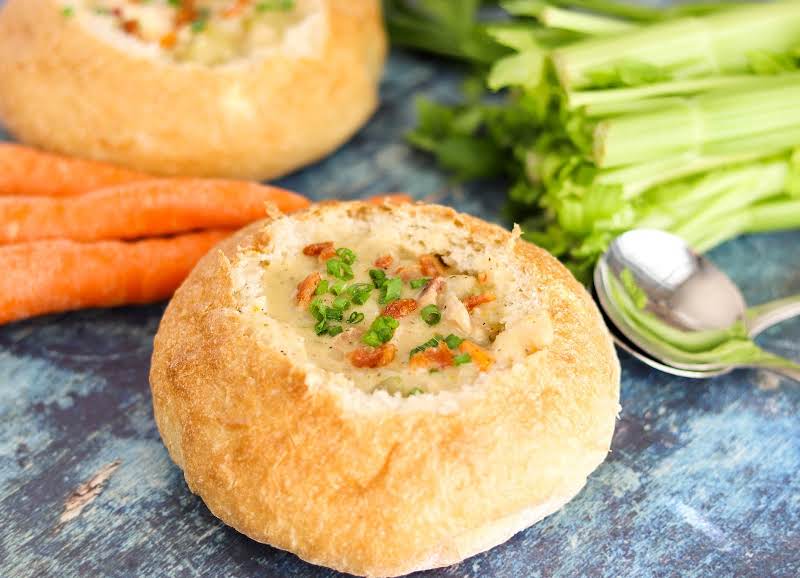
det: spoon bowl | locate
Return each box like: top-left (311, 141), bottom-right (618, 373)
top-left (594, 229), bottom-right (800, 381)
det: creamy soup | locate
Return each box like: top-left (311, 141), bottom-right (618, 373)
top-left (260, 235), bottom-right (505, 396)
top-left (74, 0), bottom-right (316, 65)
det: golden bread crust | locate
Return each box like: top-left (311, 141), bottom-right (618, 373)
top-left (150, 202), bottom-right (620, 577)
top-left (0, 0), bottom-right (386, 180)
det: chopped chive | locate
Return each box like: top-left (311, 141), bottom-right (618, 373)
top-left (444, 334), bottom-right (464, 349)
top-left (256, 0), bottom-right (295, 11)
top-left (362, 331), bottom-right (382, 347)
top-left (326, 324), bottom-right (344, 337)
top-left (332, 296), bottom-right (350, 311)
top-left (409, 336), bottom-right (440, 358)
top-left (347, 283), bottom-right (373, 305)
top-left (314, 280), bottom-right (329, 296)
top-left (309, 297), bottom-right (326, 321)
top-left (329, 279), bottom-right (346, 295)
top-left (327, 258), bottom-right (354, 281)
top-left (362, 315), bottom-right (399, 347)
top-left (420, 304), bottom-right (441, 326)
top-left (409, 277), bottom-right (431, 289)
top-left (347, 311), bottom-right (365, 324)
top-left (335, 247), bottom-right (357, 265)
top-left (369, 268), bottom-right (387, 288)
top-left (379, 278), bottom-right (403, 304)
top-left (325, 307), bottom-right (344, 321)
top-left (453, 353), bottom-right (472, 366)
top-left (62, 5), bottom-right (75, 17)
top-left (314, 319), bottom-right (327, 335)
top-left (406, 387), bottom-right (424, 396)
top-left (191, 16), bottom-right (208, 33)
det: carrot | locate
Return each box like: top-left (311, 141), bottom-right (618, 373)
top-left (0, 230), bottom-right (231, 325)
top-left (0, 179), bottom-right (310, 244)
top-left (0, 143), bottom-right (149, 197)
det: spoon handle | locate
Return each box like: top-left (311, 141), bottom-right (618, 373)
top-left (751, 364), bottom-right (800, 384)
top-left (746, 294), bottom-right (800, 336)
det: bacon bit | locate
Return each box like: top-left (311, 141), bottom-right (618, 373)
top-left (374, 254), bottom-right (394, 269)
top-left (462, 293), bottom-right (496, 312)
top-left (319, 245), bottom-right (337, 261)
top-left (382, 298), bottom-right (418, 319)
top-left (349, 344), bottom-right (397, 368)
top-left (395, 265), bottom-right (422, 281)
top-left (222, 0), bottom-right (250, 18)
top-left (296, 272), bottom-right (321, 308)
top-left (160, 31), bottom-right (178, 49)
top-left (419, 254), bottom-right (446, 278)
top-left (476, 271), bottom-right (490, 285)
top-left (409, 342), bottom-right (454, 370)
top-left (303, 241), bottom-right (334, 257)
top-left (175, 0), bottom-right (198, 27)
top-left (459, 341), bottom-right (494, 371)
top-left (121, 19), bottom-right (140, 36)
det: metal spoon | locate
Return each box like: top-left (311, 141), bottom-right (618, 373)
top-left (594, 229), bottom-right (800, 381)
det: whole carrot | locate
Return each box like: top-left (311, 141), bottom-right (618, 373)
top-left (0, 143), bottom-right (149, 196)
top-left (0, 230), bottom-right (231, 325)
top-left (0, 179), bottom-right (310, 244)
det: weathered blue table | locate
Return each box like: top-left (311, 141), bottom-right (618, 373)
top-left (1, 49), bottom-right (799, 578)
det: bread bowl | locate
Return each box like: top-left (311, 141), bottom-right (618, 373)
top-left (0, 0), bottom-right (385, 179)
top-left (150, 201), bottom-right (620, 577)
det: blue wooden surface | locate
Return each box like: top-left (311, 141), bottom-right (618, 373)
top-left (1, 48), bottom-right (799, 578)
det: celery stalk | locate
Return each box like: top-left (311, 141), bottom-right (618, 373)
top-left (538, 6), bottom-right (635, 35)
top-left (594, 77), bottom-right (800, 167)
top-left (567, 75), bottom-right (759, 110)
top-left (552, 3), bottom-right (800, 90)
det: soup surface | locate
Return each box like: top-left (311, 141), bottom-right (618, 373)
top-left (260, 234), bottom-right (504, 395)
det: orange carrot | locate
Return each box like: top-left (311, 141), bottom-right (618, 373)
top-left (0, 143), bottom-right (149, 197)
top-left (0, 179), bottom-right (310, 244)
top-left (0, 230), bottom-right (232, 325)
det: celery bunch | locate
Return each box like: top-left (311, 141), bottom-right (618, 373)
top-left (388, 0), bottom-right (800, 281)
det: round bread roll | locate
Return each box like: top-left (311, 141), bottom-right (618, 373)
top-left (150, 201), bottom-right (620, 577)
top-left (0, 0), bottom-right (385, 180)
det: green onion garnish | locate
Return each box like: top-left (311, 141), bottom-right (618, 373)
top-left (329, 279), bottom-right (346, 295)
top-left (421, 304), bottom-right (441, 325)
top-left (327, 258), bottom-right (353, 281)
top-left (325, 307), bottom-right (344, 321)
top-left (369, 268), bottom-right (387, 288)
top-left (347, 283), bottom-right (373, 305)
top-left (406, 387), bottom-right (424, 396)
top-left (314, 319), bottom-right (327, 335)
top-left (362, 332), bottom-right (382, 347)
top-left (326, 324), bottom-right (344, 337)
top-left (256, 0), bottom-right (295, 12)
top-left (379, 278), bottom-right (403, 304)
top-left (332, 296), bottom-right (350, 311)
top-left (348, 311), bottom-right (365, 324)
top-left (444, 334), bottom-right (463, 349)
top-left (62, 5), bottom-right (75, 17)
top-left (409, 336), bottom-right (440, 358)
top-left (362, 315), bottom-right (399, 347)
top-left (453, 353), bottom-right (472, 366)
top-left (335, 247), bottom-right (357, 265)
top-left (309, 297), bottom-right (326, 321)
top-left (314, 280), bottom-right (329, 296)
top-left (409, 278), bottom-right (431, 289)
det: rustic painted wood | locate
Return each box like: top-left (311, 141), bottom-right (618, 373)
top-left (1, 48), bottom-right (799, 578)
